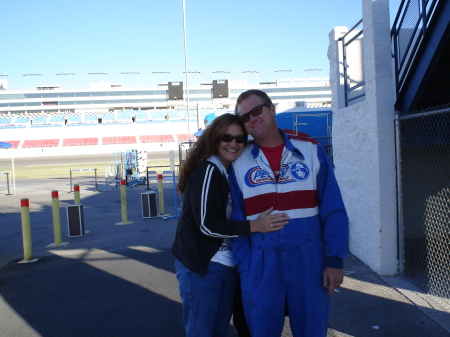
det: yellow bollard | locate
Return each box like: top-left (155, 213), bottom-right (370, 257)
top-left (46, 191), bottom-right (69, 248)
top-left (19, 198), bottom-right (39, 263)
top-left (74, 184), bottom-right (81, 204)
top-left (157, 174), bottom-right (165, 215)
top-left (115, 179), bottom-right (133, 225)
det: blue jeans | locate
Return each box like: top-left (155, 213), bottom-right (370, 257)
top-left (175, 259), bottom-right (239, 337)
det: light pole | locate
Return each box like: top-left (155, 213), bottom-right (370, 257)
top-left (88, 73), bottom-right (108, 85)
top-left (56, 73), bottom-right (75, 89)
top-left (22, 74), bottom-right (42, 90)
top-left (0, 74), bottom-right (8, 90)
top-left (1, 74), bottom-right (14, 188)
top-left (304, 69), bottom-right (322, 78)
top-left (242, 71), bottom-right (259, 85)
top-left (121, 72), bottom-right (140, 88)
top-left (181, 0), bottom-right (193, 142)
top-left (275, 70), bottom-right (292, 80)
top-left (184, 71), bottom-right (201, 130)
top-left (152, 72), bottom-right (170, 87)
top-left (183, 71), bottom-right (201, 86)
top-left (213, 71), bottom-right (230, 80)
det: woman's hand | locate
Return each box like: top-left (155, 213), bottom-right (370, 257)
top-left (250, 207), bottom-right (289, 233)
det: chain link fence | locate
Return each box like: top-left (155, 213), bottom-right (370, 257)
top-left (399, 103), bottom-right (450, 310)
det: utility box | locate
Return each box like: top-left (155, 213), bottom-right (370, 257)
top-left (66, 204), bottom-right (85, 237)
top-left (141, 191), bottom-right (158, 218)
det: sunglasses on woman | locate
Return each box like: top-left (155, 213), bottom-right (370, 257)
top-left (221, 134), bottom-right (246, 144)
top-left (239, 103), bottom-right (271, 124)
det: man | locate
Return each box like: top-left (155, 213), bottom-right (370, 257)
top-left (229, 89), bottom-right (348, 337)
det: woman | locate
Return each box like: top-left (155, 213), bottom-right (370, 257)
top-left (171, 113), bottom-right (289, 337)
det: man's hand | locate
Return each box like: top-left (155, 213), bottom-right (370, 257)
top-left (323, 267), bottom-right (344, 296)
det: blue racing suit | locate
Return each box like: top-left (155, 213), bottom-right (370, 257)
top-left (229, 130), bottom-right (348, 337)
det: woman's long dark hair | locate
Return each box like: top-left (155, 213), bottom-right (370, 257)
top-left (177, 113), bottom-right (247, 194)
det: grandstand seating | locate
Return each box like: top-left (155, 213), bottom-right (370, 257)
top-left (22, 139), bottom-right (59, 148)
top-left (134, 110), bottom-right (152, 124)
top-left (102, 136), bottom-right (137, 145)
top-left (149, 111), bottom-right (166, 121)
top-left (117, 111), bottom-right (133, 124)
top-left (67, 115), bottom-right (82, 125)
top-left (30, 115), bottom-right (64, 128)
top-left (178, 110), bottom-right (187, 119)
top-left (1, 108), bottom-right (235, 150)
top-left (63, 138), bottom-right (99, 146)
top-left (101, 114), bottom-right (117, 125)
top-left (0, 118), bottom-right (12, 127)
top-left (177, 134), bottom-right (196, 142)
top-left (31, 116), bottom-right (49, 126)
top-left (83, 115), bottom-right (98, 124)
top-left (49, 116), bottom-right (65, 126)
top-left (165, 111), bottom-right (182, 123)
top-left (134, 111), bottom-right (149, 119)
top-left (167, 110), bottom-right (182, 121)
top-left (140, 135), bottom-right (174, 143)
top-left (11, 117), bottom-right (29, 127)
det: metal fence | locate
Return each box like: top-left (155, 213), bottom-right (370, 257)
top-left (391, 0), bottom-right (440, 95)
top-left (398, 103), bottom-right (450, 310)
top-left (339, 19), bottom-right (365, 107)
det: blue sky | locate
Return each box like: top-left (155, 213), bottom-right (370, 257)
top-left (1, 0), bottom-right (401, 90)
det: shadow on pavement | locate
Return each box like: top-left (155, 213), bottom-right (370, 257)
top-left (1, 178), bottom-right (449, 337)
top-left (0, 249), bottom-right (184, 337)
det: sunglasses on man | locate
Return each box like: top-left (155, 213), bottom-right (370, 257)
top-left (239, 103), bottom-right (271, 124)
top-left (221, 134), bottom-right (246, 144)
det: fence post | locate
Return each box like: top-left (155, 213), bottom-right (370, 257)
top-left (145, 167), bottom-right (151, 190)
top-left (46, 191), bottom-right (69, 248)
top-left (69, 170), bottom-right (73, 192)
top-left (74, 184), bottom-right (81, 204)
top-left (6, 172), bottom-right (12, 195)
top-left (19, 198), bottom-right (39, 263)
top-left (115, 180), bottom-right (133, 225)
top-left (0, 172), bottom-right (12, 195)
top-left (94, 168), bottom-right (98, 192)
top-left (157, 174), bottom-right (165, 215)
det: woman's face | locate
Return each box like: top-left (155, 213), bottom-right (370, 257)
top-left (217, 123), bottom-right (246, 169)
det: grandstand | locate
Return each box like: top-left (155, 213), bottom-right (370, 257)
top-left (0, 77), bottom-right (331, 156)
top-left (0, 115), bottom-right (202, 156)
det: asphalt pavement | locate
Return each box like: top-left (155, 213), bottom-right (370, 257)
top-left (0, 177), bottom-right (449, 337)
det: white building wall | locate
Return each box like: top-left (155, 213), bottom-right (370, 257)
top-left (328, 0), bottom-right (397, 275)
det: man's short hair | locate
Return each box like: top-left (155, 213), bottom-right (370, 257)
top-left (234, 89), bottom-right (273, 113)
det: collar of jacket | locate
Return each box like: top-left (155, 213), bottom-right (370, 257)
top-left (250, 129), bottom-right (305, 161)
top-left (206, 154), bottom-right (228, 177)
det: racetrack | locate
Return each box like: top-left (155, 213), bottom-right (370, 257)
top-left (0, 151), bottom-right (177, 167)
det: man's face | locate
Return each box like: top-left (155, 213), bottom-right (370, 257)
top-left (236, 95), bottom-right (277, 141)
